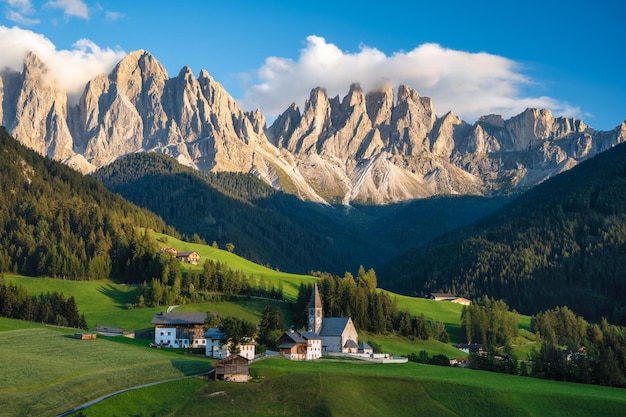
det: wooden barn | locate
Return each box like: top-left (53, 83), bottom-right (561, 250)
top-left (214, 354), bottom-right (250, 382)
top-left (74, 332), bottom-right (97, 340)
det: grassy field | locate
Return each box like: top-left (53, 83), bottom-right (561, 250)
top-left (0, 319), bottom-right (211, 417)
top-left (81, 357), bottom-right (626, 417)
top-left (151, 230), bottom-right (316, 301)
top-left (5, 275), bottom-right (292, 332)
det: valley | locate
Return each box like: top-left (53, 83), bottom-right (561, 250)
top-left (0, 26), bottom-right (625, 417)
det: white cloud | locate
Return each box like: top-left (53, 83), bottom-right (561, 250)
top-left (105, 10), bottom-right (124, 22)
top-left (3, 0), bottom-right (39, 25)
top-left (5, 9), bottom-right (39, 24)
top-left (239, 36), bottom-right (579, 123)
top-left (0, 26), bottom-right (126, 102)
top-left (45, 0), bottom-right (88, 19)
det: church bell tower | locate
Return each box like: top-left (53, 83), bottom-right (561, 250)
top-left (308, 282), bottom-right (323, 334)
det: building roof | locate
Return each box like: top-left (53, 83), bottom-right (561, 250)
top-left (203, 327), bottom-right (225, 339)
top-left (151, 312), bottom-right (206, 326)
top-left (430, 292), bottom-right (456, 299)
top-left (309, 282), bottom-right (322, 310)
top-left (176, 251), bottom-right (198, 257)
top-left (215, 354), bottom-right (250, 365)
top-left (276, 330), bottom-right (322, 348)
top-left (358, 342), bottom-right (372, 350)
top-left (320, 317), bottom-right (351, 337)
top-left (299, 331), bottom-right (322, 340)
top-left (344, 339), bottom-right (358, 348)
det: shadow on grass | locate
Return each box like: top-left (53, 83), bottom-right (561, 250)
top-left (171, 356), bottom-right (213, 376)
top-left (98, 284), bottom-right (142, 309)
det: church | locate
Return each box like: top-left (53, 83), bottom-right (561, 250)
top-left (277, 282), bottom-right (358, 359)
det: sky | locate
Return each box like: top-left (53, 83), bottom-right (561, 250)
top-left (0, 0), bottom-right (624, 130)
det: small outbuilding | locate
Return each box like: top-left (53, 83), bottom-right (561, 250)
top-left (74, 332), bottom-right (97, 340)
top-left (214, 354), bottom-right (250, 382)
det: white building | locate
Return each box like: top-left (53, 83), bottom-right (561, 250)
top-left (204, 327), bottom-right (256, 360)
top-left (151, 312), bottom-right (207, 348)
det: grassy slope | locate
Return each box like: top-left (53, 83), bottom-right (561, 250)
top-left (83, 357), bottom-right (626, 417)
top-left (151, 230), bottom-right (316, 301)
top-left (0, 320), bottom-right (211, 417)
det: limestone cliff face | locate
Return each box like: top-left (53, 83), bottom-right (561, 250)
top-left (1, 50), bottom-right (625, 205)
top-left (2, 52), bottom-right (74, 161)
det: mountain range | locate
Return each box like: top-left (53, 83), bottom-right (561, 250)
top-left (2, 50), bottom-right (625, 204)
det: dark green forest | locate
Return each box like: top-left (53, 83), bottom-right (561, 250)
top-left (0, 128), bottom-right (176, 280)
top-left (92, 152), bottom-right (508, 274)
top-left (380, 142), bottom-right (626, 325)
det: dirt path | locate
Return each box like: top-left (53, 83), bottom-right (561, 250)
top-left (55, 370), bottom-right (214, 417)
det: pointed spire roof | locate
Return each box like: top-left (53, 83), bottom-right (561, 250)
top-left (309, 282), bottom-right (322, 310)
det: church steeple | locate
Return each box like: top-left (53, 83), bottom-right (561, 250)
top-left (308, 282), bottom-right (323, 334)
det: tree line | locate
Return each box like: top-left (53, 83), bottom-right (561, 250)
top-left (0, 278), bottom-right (87, 329)
top-left (294, 267), bottom-right (448, 342)
top-left (461, 302), bottom-right (626, 388)
top-left (382, 142), bottom-right (626, 325)
top-left (0, 128), bottom-right (175, 282)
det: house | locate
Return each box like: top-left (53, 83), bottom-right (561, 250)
top-left (428, 293), bottom-right (457, 301)
top-left (451, 297), bottom-right (472, 306)
top-left (450, 358), bottom-right (469, 367)
top-left (151, 312), bottom-right (207, 348)
top-left (454, 343), bottom-right (484, 355)
top-left (214, 354), bottom-right (250, 382)
top-left (74, 332), bottom-right (97, 340)
top-left (176, 251), bottom-right (200, 265)
top-left (276, 330), bottom-right (322, 361)
top-left (159, 247), bottom-right (178, 256)
top-left (204, 327), bottom-right (256, 360)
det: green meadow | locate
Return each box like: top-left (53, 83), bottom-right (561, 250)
top-left (80, 357), bottom-right (626, 417)
top-left (0, 236), bottom-right (555, 416)
top-left (0, 320), bottom-right (211, 417)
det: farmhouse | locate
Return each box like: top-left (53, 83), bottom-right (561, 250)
top-left (151, 312), bottom-right (207, 348)
top-left (276, 330), bottom-right (322, 361)
top-left (451, 297), bottom-right (472, 306)
top-left (204, 327), bottom-right (256, 360)
top-left (214, 354), bottom-right (250, 382)
top-left (159, 247), bottom-right (178, 256)
top-left (428, 293), bottom-right (472, 305)
top-left (428, 292), bottom-right (457, 301)
top-left (176, 251), bottom-right (200, 265)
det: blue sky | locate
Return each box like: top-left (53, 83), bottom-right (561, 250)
top-left (0, 0), bottom-right (624, 130)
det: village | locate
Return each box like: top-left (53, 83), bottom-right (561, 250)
top-left (148, 282), bottom-right (412, 382)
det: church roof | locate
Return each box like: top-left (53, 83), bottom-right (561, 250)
top-left (309, 282), bottom-right (322, 310)
top-left (320, 317), bottom-right (351, 337)
top-left (344, 339), bottom-right (358, 348)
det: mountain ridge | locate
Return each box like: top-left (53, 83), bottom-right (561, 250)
top-left (1, 49), bottom-right (625, 205)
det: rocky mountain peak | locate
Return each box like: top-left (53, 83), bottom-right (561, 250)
top-left (365, 86), bottom-right (394, 127)
top-left (1, 50), bottom-right (624, 205)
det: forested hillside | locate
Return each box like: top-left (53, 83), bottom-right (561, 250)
top-left (93, 153), bottom-right (508, 274)
top-left (0, 127), bottom-right (176, 280)
top-left (380, 143), bottom-right (626, 325)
